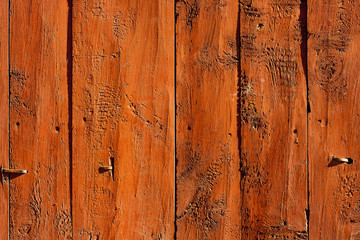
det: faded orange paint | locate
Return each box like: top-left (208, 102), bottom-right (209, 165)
top-left (2, 0), bottom-right (360, 239)
top-left (175, 0), bottom-right (241, 239)
top-left (72, 0), bottom-right (175, 239)
top-left (239, 0), bottom-right (308, 238)
top-left (9, 0), bottom-right (71, 239)
top-left (0, 0), bottom-right (9, 238)
top-left (308, 0), bottom-right (360, 239)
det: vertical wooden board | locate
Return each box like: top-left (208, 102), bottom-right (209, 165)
top-left (176, 0), bottom-right (241, 238)
top-left (72, 0), bottom-right (174, 239)
top-left (0, 0), bottom-right (9, 238)
top-left (308, 1), bottom-right (360, 239)
top-left (239, 0), bottom-right (307, 238)
top-left (9, 0), bottom-right (71, 239)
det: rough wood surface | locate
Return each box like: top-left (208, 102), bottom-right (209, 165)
top-left (239, 0), bottom-right (308, 238)
top-left (0, 0), bottom-right (9, 239)
top-left (9, 0), bottom-right (71, 239)
top-left (308, 0), bottom-right (360, 239)
top-left (3, 1), bottom-right (360, 239)
top-left (175, 0), bottom-right (241, 238)
top-left (72, 0), bottom-right (175, 239)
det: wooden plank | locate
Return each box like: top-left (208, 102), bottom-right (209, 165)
top-left (239, 0), bottom-right (308, 238)
top-left (0, 0), bottom-right (9, 238)
top-left (175, 0), bottom-right (241, 238)
top-left (72, 0), bottom-right (175, 238)
top-left (308, 0), bottom-right (360, 238)
top-left (9, 0), bottom-right (71, 238)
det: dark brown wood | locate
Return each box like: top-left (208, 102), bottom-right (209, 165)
top-left (9, 0), bottom-right (71, 238)
top-left (72, 0), bottom-right (175, 238)
top-left (176, 0), bottom-right (241, 238)
top-left (0, 0), bottom-right (9, 238)
top-left (308, 0), bottom-right (360, 238)
top-left (239, 0), bottom-right (308, 238)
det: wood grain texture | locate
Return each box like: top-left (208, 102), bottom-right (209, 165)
top-left (9, 0), bottom-right (71, 239)
top-left (72, 0), bottom-right (175, 239)
top-left (0, 0), bottom-right (9, 239)
top-left (5, 1), bottom-right (360, 239)
top-left (239, 0), bottom-right (308, 238)
top-left (308, 0), bottom-right (360, 239)
top-left (175, 0), bottom-right (241, 239)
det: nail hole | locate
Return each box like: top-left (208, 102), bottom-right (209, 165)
top-left (318, 120), bottom-right (321, 123)
top-left (16, 122), bottom-right (20, 126)
top-left (187, 126), bottom-right (191, 130)
top-left (55, 126), bottom-right (60, 132)
top-left (257, 23), bottom-right (264, 30)
top-left (293, 129), bottom-right (297, 133)
top-left (83, 117), bottom-right (87, 122)
top-left (228, 133), bottom-right (232, 137)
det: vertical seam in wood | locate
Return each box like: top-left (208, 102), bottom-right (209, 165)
top-left (300, 0), bottom-right (310, 238)
top-left (7, 0), bottom-right (10, 239)
top-left (67, 0), bottom-right (73, 238)
top-left (174, 0), bottom-right (177, 238)
top-left (237, 1), bottom-right (242, 236)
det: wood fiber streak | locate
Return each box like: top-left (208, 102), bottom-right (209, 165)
top-left (72, 0), bottom-right (175, 239)
top-left (176, 0), bottom-right (241, 239)
top-left (239, 0), bottom-right (307, 238)
top-left (0, 0), bottom-right (9, 239)
top-left (308, 0), bottom-right (360, 239)
top-left (9, 0), bottom-right (71, 239)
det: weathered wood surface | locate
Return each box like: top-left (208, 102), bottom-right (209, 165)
top-left (3, 0), bottom-right (360, 239)
top-left (72, 0), bottom-right (175, 239)
top-left (308, 0), bottom-right (360, 239)
top-left (9, 0), bottom-right (71, 239)
top-left (0, 0), bottom-right (9, 239)
top-left (239, 0), bottom-right (308, 238)
top-left (176, 0), bottom-right (241, 238)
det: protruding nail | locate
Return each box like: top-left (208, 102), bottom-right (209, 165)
top-left (99, 166), bottom-right (113, 171)
top-left (332, 157), bottom-right (353, 164)
top-left (2, 168), bottom-right (28, 174)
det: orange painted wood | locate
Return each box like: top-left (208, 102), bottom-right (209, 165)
top-left (72, 0), bottom-right (175, 239)
top-left (175, 0), bottom-right (241, 238)
top-left (5, 1), bottom-right (360, 238)
top-left (0, 0), bottom-right (9, 239)
top-left (308, 1), bottom-right (360, 239)
top-left (239, 0), bottom-right (308, 238)
top-left (9, 0), bottom-right (71, 238)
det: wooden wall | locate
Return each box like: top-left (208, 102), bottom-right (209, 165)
top-left (239, 0), bottom-right (308, 238)
top-left (0, 0), bottom-right (359, 239)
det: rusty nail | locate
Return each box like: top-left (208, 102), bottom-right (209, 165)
top-left (99, 166), bottom-right (113, 171)
top-left (2, 168), bottom-right (28, 174)
top-left (332, 157), bottom-right (353, 164)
